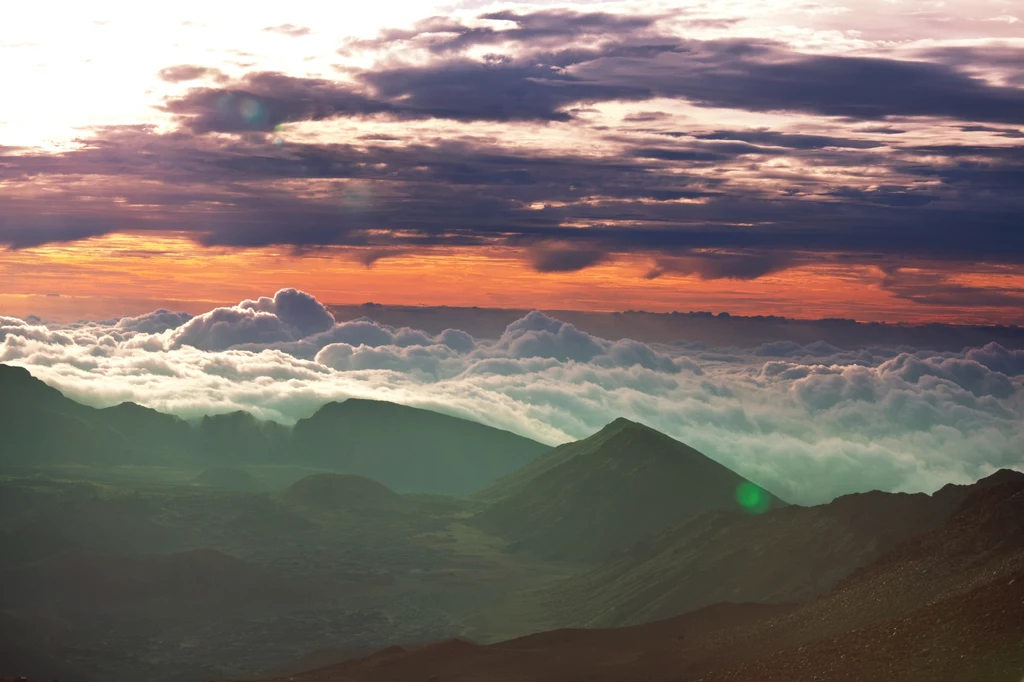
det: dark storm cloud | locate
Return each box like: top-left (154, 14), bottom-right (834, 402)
top-left (5, 7), bottom-right (1024, 286)
top-left (647, 252), bottom-right (799, 280)
top-left (3, 125), bottom-right (1024, 270)
top-left (167, 46), bottom-right (1024, 131)
top-left (358, 59), bottom-right (647, 123)
top-left (880, 267), bottom-right (1024, 309)
top-left (632, 147), bottom-right (733, 162)
top-left (857, 126), bottom-right (906, 135)
top-left (164, 72), bottom-right (394, 133)
top-left (348, 15), bottom-right (1024, 125)
top-left (356, 249), bottom-right (409, 268)
top-left (568, 41), bottom-right (1024, 125)
top-left (826, 187), bottom-right (937, 207)
top-left (0, 213), bottom-right (116, 249)
top-left (693, 130), bottom-right (884, 150)
top-left (165, 11), bottom-right (1024, 133)
top-left (622, 111), bottom-right (671, 122)
top-left (165, 63), bottom-right (644, 130)
top-left (957, 125), bottom-right (1024, 139)
top-left (921, 45), bottom-right (1024, 86)
top-left (529, 247), bottom-right (608, 273)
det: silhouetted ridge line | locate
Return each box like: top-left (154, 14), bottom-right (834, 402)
top-left (471, 418), bottom-right (787, 561)
top-left (0, 364), bottom-right (548, 495)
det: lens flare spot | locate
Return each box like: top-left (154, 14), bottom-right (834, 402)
top-left (736, 482), bottom-right (770, 514)
top-left (239, 98), bottom-right (266, 125)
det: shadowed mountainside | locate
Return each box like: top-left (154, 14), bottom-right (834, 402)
top-left (471, 418), bottom-right (787, 561)
top-left (543, 474), bottom-right (992, 627)
top-left (3, 361), bottom-right (1022, 682)
top-left (290, 399), bottom-right (550, 495)
top-left (0, 364), bottom-right (549, 496)
top-left (244, 470), bottom-right (1024, 682)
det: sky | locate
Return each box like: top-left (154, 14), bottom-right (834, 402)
top-left (1, 0), bottom-right (1022, 323)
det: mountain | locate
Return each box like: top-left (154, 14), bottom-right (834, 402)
top-left (544, 476), bottom-right (985, 626)
top-left (0, 364), bottom-right (201, 466)
top-left (249, 470), bottom-right (1024, 682)
top-left (0, 364), bottom-right (134, 466)
top-left (0, 365), bottom-right (546, 495)
top-left (471, 418), bottom-right (787, 561)
top-left (280, 473), bottom-right (410, 513)
top-left (196, 411), bottom-right (290, 462)
top-left (691, 468), bottom-right (1024, 681)
top-left (290, 399), bottom-right (549, 496)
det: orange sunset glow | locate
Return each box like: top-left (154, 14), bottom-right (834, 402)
top-left (2, 233), bottom-right (1022, 325)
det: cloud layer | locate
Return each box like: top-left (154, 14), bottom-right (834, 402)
top-left (3, 4), bottom-right (1023, 315)
top-left (3, 290), bottom-right (1021, 505)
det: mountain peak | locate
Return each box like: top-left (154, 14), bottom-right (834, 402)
top-left (605, 416), bottom-right (642, 429)
top-left (292, 397), bottom-right (548, 496)
top-left (313, 397), bottom-right (422, 416)
top-left (975, 468), bottom-right (1024, 487)
top-left (0, 363), bottom-right (72, 405)
top-left (0, 364), bottom-right (48, 391)
top-left (598, 417), bottom-right (658, 438)
top-left (0, 363), bottom-right (32, 379)
top-left (474, 418), bottom-right (787, 561)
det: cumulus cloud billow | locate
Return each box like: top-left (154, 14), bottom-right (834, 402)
top-left (1, 290), bottom-right (1021, 504)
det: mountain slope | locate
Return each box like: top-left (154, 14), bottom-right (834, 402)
top-left (545, 476), bottom-right (982, 626)
top-left (0, 364), bottom-right (133, 466)
top-left (1, 366), bottom-right (544, 495)
top-left (290, 399), bottom-right (549, 496)
top-left (471, 418), bottom-right (787, 561)
top-left (693, 468), bottom-right (1024, 681)
top-left (0, 364), bottom-right (200, 466)
top-left (249, 470), bottom-right (1024, 682)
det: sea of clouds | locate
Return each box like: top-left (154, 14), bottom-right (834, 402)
top-left (2, 288), bottom-right (1022, 504)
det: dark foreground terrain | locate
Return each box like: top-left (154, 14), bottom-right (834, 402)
top-left (246, 470), bottom-right (1024, 682)
top-left (1, 363), bottom-right (1022, 682)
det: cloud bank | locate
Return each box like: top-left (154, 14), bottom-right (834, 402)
top-left (2, 290), bottom-right (1021, 505)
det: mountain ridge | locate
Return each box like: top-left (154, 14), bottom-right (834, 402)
top-left (0, 364), bottom-right (548, 496)
top-left (542, 467), bottom-right (1022, 629)
top-left (471, 417), bottom-right (788, 561)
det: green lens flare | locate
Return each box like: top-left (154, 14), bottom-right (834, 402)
top-left (736, 482), bottom-right (770, 514)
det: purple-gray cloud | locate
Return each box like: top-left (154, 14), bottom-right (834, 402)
top-left (1, 7), bottom-right (1022, 291)
top-left (158, 65), bottom-right (226, 83)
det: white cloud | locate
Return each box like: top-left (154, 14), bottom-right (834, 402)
top-left (2, 289), bottom-right (1021, 504)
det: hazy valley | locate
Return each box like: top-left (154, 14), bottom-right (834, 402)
top-left (1, 362), bottom-right (1021, 682)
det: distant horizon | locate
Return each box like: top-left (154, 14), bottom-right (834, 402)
top-left (5, 361), bottom-right (1019, 507)
top-left (3, 288), bottom-right (1021, 505)
top-left (5, 296), bottom-right (1023, 330)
